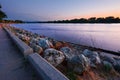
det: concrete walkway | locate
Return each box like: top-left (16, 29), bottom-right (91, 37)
top-left (0, 27), bottom-right (40, 80)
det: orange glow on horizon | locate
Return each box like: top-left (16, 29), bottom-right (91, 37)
top-left (65, 11), bottom-right (120, 20)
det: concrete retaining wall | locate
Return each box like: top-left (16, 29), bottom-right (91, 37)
top-left (28, 53), bottom-right (69, 80)
top-left (3, 27), bottom-right (69, 80)
top-left (3, 27), bottom-right (33, 57)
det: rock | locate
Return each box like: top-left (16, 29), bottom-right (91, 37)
top-left (38, 38), bottom-right (53, 49)
top-left (83, 50), bottom-right (101, 67)
top-left (60, 47), bottom-right (74, 60)
top-left (29, 42), bottom-right (36, 49)
top-left (55, 41), bottom-right (63, 50)
top-left (68, 54), bottom-right (89, 74)
top-left (33, 33), bottom-right (39, 38)
top-left (34, 45), bottom-right (43, 54)
top-left (43, 48), bottom-right (65, 67)
top-left (113, 57), bottom-right (120, 73)
top-left (83, 49), bottom-right (93, 57)
top-left (102, 56), bottom-right (116, 65)
top-left (29, 41), bottom-right (43, 54)
top-left (103, 61), bottom-right (113, 72)
top-left (90, 51), bottom-right (101, 64)
top-left (30, 38), bottom-right (38, 44)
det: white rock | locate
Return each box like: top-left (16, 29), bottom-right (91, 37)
top-left (43, 48), bottom-right (65, 67)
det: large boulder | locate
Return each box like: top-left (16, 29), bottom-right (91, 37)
top-left (83, 49), bottom-right (101, 67)
top-left (60, 47), bottom-right (74, 60)
top-left (68, 54), bottom-right (89, 74)
top-left (43, 48), bottom-right (65, 67)
top-left (38, 38), bottom-right (53, 49)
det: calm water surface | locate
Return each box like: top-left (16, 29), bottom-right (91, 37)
top-left (11, 23), bottom-right (120, 52)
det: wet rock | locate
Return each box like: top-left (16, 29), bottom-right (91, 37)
top-left (60, 47), bottom-right (74, 60)
top-left (38, 38), bottom-right (53, 49)
top-left (43, 48), bottom-right (65, 67)
top-left (68, 54), bottom-right (89, 74)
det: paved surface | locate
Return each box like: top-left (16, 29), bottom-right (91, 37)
top-left (0, 26), bottom-right (40, 80)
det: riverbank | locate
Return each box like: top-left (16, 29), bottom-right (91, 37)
top-left (4, 25), bottom-right (120, 80)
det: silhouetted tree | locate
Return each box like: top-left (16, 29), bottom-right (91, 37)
top-left (88, 17), bottom-right (96, 23)
top-left (0, 4), bottom-right (7, 20)
top-left (95, 17), bottom-right (105, 23)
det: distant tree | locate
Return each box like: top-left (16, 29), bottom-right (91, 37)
top-left (114, 17), bottom-right (120, 23)
top-left (0, 4), bottom-right (7, 20)
top-left (14, 20), bottom-right (23, 23)
top-left (104, 16), bottom-right (114, 23)
top-left (96, 17), bottom-right (105, 23)
top-left (88, 17), bottom-right (96, 23)
top-left (78, 18), bottom-right (88, 23)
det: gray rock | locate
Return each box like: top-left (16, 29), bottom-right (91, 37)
top-left (29, 42), bottom-right (36, 49)
top-left (83, 50), bottom-right (101, 68)
top-left (68, 54), bottom-right (89, 74)
top-left (43, 48), bottom-right (65, 67)
top-left (102, 56), bottom-right (116, 65)
top-left (30, 38), bottom-right (38, 44)
top-left (38, 38), bottom-right (53, 49)
top-left (34, 45), bottom-right (43, 54)
top-left (83, 49), bottom-right (93, 57)
top-left (90, 51), bottom-right (101, 64)
top-left (60, 47), bottom-right (74, 60)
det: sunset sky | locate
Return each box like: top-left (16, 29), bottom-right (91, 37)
top-left (1, 0), bottom-right (120, 21)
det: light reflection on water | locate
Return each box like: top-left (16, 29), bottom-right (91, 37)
top-left (11, 23), bottom-right (120, 52)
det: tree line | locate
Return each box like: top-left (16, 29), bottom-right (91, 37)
top-left (47, 16), bottom-right (120, 23)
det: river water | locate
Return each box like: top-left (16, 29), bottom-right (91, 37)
top-left (11, 23), bottom-right (120, 52)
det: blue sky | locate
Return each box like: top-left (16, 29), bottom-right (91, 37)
top-left (1, 0), bottom-right (120, 21)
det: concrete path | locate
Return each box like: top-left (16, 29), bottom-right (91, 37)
top-left (0, 26), bottom-right (40, 80)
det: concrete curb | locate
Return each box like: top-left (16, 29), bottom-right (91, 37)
top-left (3, 27), bottom-right (33, 57)
top-left (28, 53), bottom-right (69, 80)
